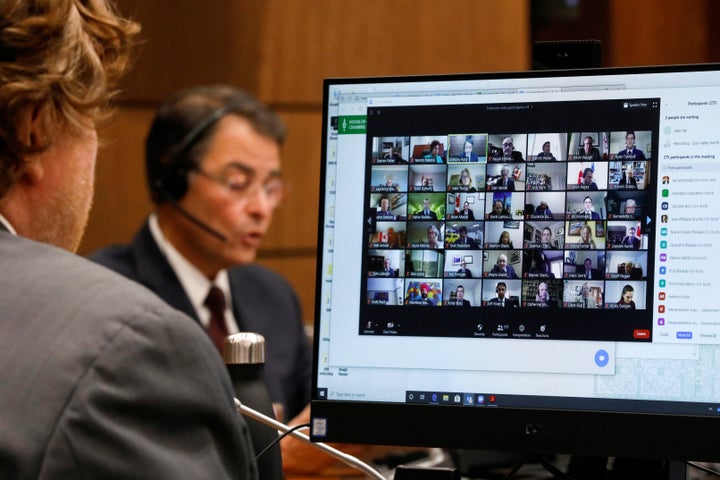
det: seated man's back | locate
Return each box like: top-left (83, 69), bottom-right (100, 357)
top-left (0, 234), bottom-right (257, 479)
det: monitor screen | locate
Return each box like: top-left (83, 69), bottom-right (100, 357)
top-left (311, 64), bottom-right (720, 462)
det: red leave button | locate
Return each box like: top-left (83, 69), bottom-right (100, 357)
top-left (633, 329), bottom-right (650, 339)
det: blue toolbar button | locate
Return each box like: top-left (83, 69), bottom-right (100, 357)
top-left (676, 331), bottom-right (693, 339)
top-left (594, 349), bottom-right (609, 367)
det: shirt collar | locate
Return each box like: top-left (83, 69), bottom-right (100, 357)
top-left (148, 213), bottom-right (234, 329)
top-left (0, 213), bottom-right (17, 235)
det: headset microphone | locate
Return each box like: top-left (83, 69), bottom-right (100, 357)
top-left (150, 102), bottom-right (243, 244)
top-left (168, 200), bottom-right (228, 243)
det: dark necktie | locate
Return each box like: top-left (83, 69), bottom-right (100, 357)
top-left (205, 285), bottom-right (229, 353)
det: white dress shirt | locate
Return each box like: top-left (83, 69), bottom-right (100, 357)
top-left (148, 214), bottom-right (239, 333)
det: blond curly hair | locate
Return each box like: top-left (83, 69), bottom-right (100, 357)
top-left (0, 0), bottom-right (139, 196)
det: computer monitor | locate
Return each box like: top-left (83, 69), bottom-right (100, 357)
top-left (311, 64), bottom-right (720, 463)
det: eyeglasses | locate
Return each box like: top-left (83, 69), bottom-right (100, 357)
top-left (194, 163), bottom-right (285, 207)
top-left (502, 142), bottom-right (513, 147)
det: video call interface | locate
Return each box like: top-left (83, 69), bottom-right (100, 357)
top-left (362, 99), bottom-right (659, 342)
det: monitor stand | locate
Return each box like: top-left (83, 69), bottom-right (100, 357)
top-left (504, 453), bottom-right (572, 479)
top-left (393, 465), bottom-right (460, 480)
top-left (567, 456), bottom-right (688, 480)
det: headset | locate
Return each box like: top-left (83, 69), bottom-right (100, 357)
top-left (152, 102), bottom-right (238, 202)
top-left (150, 102), bottom-right (239, 242)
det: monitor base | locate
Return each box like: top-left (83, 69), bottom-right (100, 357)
top-left (393, 465), bottom-right (460, 480)
top-left (568, 456), bottom-right (688, 480)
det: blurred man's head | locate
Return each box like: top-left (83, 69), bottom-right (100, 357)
top-left (625, 131), bottom-right (636, 149)
top-left (147, 85), bottom-right (287, 276)
top-left (542, 227), bottom-right (552, 244)
top-left (0, 0), bottom-right (138, 252)
top-left (493, 200), bottom-right (504, 214)
top-left (625, 199), bottom-right (637, 214)
top-left (496, 254), bottom-right (508, 269)
top-left (502, 137), bottom-right (514, 156)
top-left (464, 139), bottom-right (473, 157)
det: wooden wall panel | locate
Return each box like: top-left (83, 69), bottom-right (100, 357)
top-left (256, 0), bottom-right (531, 104)
top-left (84, 0), bottom-right (532, 325)
top-left (259, 111), bottom-right (322, 252)
top-left (116, 1), bottom-right (266, 103)
top-left (607, 0), bottom-right (709, 67)
top-left (255, 256), bottom-right (319, 325)
top-left (81, 107), bottom-right (155, 253)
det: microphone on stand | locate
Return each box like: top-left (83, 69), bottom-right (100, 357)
top-left (233, 398), bottom-right (387, 480)
top-left (224, 332), bottom-right (283, 480)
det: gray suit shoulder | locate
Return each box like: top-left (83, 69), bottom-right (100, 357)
top-left (0, 235), bottom-right (257, 479)
top-left (88, 242), bottom-right (138, 280)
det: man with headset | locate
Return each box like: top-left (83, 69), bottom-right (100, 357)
top-left (89, 85), bottom-right (313, 474)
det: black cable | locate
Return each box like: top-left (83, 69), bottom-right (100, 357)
top-left (255, 422), bottom-right (310, 462)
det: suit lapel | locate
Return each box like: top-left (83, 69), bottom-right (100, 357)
top-left (130, 222), bottom-right (199, 322)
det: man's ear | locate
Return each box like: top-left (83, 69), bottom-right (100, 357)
top-left (15, 104), bottom-right (46, 184)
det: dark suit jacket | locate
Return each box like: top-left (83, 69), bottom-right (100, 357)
top-left (581, 211), bottom-right (601, 220)
top-left (414, 209), bottom-right (438, 220)
top-left (582, 268), bottom-right (602, 280)
top-left (89, 221), bottom-right (312, 421)
top-left (499, 178), bottom-right (516, 191)
top-left (487, 296), bottom-right (518, 307)
top-left (617, 147), bottom-right (645, 160)
top-left (622, 236), bottom-right (641, 249)
top-left (578, 148), bottom-right (601, 162)
top-left (456, 268), bottom-right (473, 278)
top-left (0, 229), bottom-right (257, 479)
top-left (490, 264), bottom-right (519, 279)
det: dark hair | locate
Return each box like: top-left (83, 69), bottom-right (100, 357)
top-left (146, 84), bottom-right (286, 203)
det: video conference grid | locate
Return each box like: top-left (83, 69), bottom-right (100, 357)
top-left (359, 99), bottom-right (659, 341)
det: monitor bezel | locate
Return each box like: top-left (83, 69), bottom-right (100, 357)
top-left (311, 63), bottom-right (720, 462)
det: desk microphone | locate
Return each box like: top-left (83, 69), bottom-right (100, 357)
top-left (224, 333), bottom-right (282, 480)
top-left (234, 398), bottom-right (387, 480)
